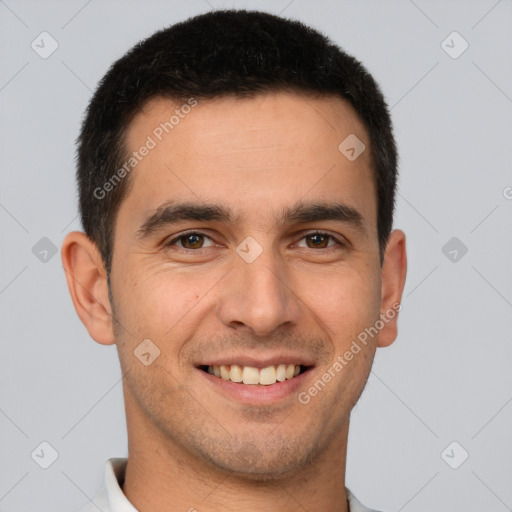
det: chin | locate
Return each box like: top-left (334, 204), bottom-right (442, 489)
top-left (196, 435), bottom-right (318, 482)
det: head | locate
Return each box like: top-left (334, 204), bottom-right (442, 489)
top-left (62, 9), bottom-right (406, 480)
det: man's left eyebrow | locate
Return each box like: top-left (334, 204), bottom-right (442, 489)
top-left (277, 200), bottom-right (367, 238)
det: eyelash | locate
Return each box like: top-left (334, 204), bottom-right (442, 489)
top-left (164, 230), bottom-right (345, 251)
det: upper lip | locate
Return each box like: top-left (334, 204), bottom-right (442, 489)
top-left (195, 353), bottom-right (316, 368)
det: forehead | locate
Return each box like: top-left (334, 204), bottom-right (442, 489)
top-left (119, 92), bottom-right (376, 234)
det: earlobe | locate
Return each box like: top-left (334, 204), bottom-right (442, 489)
top-left (61, 231), bottom-right (116, 345)
top-left (377, 229), bottom-right (407, 348)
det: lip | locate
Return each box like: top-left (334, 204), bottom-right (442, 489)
top-left (196, 365), bottom-right (314, 405)
top-left (195, 353), bottom-right (316, 368)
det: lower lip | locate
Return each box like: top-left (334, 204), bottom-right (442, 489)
top-left (197, 367), bottom-right (312, 405)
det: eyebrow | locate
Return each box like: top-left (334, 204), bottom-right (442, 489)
top-left (136, 199), bottom-right (367, 239)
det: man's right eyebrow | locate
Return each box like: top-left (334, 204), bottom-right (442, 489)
top-left (136, 202), bottom-right (235, 239)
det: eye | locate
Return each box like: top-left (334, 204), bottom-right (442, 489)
top-left (296, 232), bottom-right (343, 250)
top-left (165, 231), bottom-right (215, 250)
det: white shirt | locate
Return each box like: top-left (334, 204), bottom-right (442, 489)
top-left (78, 458), bottom-right (382, 512)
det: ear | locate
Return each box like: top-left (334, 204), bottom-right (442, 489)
top-left (61, 231), bottom-right (116, 345)
top-left (377, 229), bottom-right (407, 348)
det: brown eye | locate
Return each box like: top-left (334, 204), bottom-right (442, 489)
top-left (299, 232), bottom-right (344, 250)
top-left (166, 232), bottom-right (214, 250)
top-left (305, 233), bottom-right (331, 249)
top-left (181, 233), bottom-right (204, 249)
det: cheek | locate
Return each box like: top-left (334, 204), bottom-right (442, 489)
top-left (306, 266), bottom-right (381, 349)
top-left (116, 266), bottom-right (213, 341)
top-left (112, 271), bottom-right (208, 378)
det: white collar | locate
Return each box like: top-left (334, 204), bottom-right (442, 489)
top-left (83, 457), bottom-right (381, 512)
top-left (104, 457), bottom-right (138, 511)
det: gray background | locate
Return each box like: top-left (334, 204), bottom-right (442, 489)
top-left (1, 0), bottom-right (511, 511)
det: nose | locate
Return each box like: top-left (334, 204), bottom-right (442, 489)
top-left (217, 244), bottom-right (302, 336)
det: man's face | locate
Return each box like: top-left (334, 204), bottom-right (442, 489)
top-left (110, 92), bottom-right (383, 478)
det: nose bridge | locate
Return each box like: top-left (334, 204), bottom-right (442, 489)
top-left (218, 238), bottom-right (301, 335)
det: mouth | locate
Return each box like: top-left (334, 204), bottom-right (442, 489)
top-left (199, 364), bottom-right (310, 386)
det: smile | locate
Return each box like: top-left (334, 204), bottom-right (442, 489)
top-left (200, 364), bottom-right (308, 385)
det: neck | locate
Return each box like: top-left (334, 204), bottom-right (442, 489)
top-left (122, 388), bottom-right (350, 512)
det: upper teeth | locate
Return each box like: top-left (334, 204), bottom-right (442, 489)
top-left (207, 364), bottom-right (301, 385)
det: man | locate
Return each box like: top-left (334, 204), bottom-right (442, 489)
top-left (62, 9), bottom-right (407, 512)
